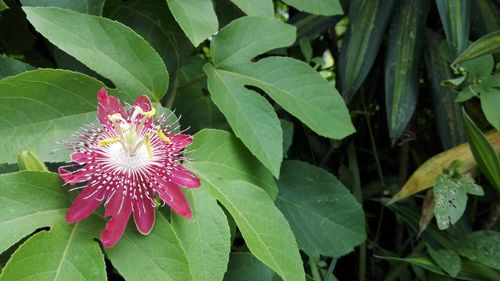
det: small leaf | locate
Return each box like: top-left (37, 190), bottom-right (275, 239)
top-left (433, 175), bottom-right (483, 230)
top-left (427, 246), bottom-right (461, 277)
top-left (16, 150), bottom-right (48, 171)
top-left (480, 88), bottom-right (500, 130)
top-left (24, 7), bottom-right (168, 101)
top-left (0, 56), bottom-right (34, 79)
top-left (280, 119), bottom-right (294, 157)
top-left (281, 0), bottom-right (343, 16)
top-left (0, 0), bottom-right (8, 11)
top-left (228, 0), bottom-right (274, 17)
top-left (224, 252), bottom-right (278, 281)
top-left (276, 161), bottom-right (365, 257)
top-left (462, 109), bottom-right (500, 192)
top-left (21, 0), bottom-right (105, 15)
top-left (436, 0), bottom-right (470, 57)
top-left (417, 190), bottom-right (435, 238)
top-left (453, 231), bottom-right (500, 270)
top-left (453, 30), bottom-right (500, 65)
top-left (165, 0), bottom-right (218, 47)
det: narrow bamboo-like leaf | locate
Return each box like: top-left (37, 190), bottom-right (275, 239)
top-left (0, 69), bottom-right (104, 164)
top-left (453, 30), bottom-right (500, 65)
top-left (0, 56), bottom-right (34, 79)
top-left (385, 0), bottom-right (427, 143)
top-left (281, 0), bottom-right (343, 16)
top-left (200, 178), bottom-right (305, 281)
top-left (228, 0), bottom-right (274, 17)
top-left (474, 0), bottom-right (500, 34)
top-left (339, 0), bottom-right (395, 101)
top-left (389, 131), bottom-right (500, 203)
top-left (24, 7), bottom-right (168, 101)
top-left (462, 109), bottom-right (500, 192)
top-left (436, 0), bottom-right (470, 57)
top-left (0, 220), bottom-right (105, 281)
top-left (276, 161), bottom-right (365, 258)
top-left (106, 215), bottom-right (193, 281)
top-left (171, 188), bottom-right (231, 281)
top-left (21, 0), bottom-right (105, 15)
top-left (0, 171), bottom-right (70, 254)
top-left (0, 0), bottom-right (7, 11)
top-left (425, 32), bottom-right (465, 149)
top-left (165, 0), bottom-right (218, 47)
top-left (189, 129), bottom-right (278, 199)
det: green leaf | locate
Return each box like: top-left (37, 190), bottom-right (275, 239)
top-left (23, 7), bottom-right (168, 101)
top-left (385, 0), bottom-right (427, 143)
top-left (0, 56), bottom-right (34, 79)
top-left (280, 119), bottom-right (294, 157)
top-left (480, 88), bottom-right (500, 130)
top-left (0, 0), bottom-right (8, 11)
top-left (0, 171), bottom-right (69, 254)
top-left (276, 161), bottom-right (365, 258)
top-left (228, 0), bottom-right (274, 17)
top-left (0, 220), bottom-right (105, 281)
top-left (189, 129), bottom-right (278, 199)
top-left (436, 0), bottom-right (470, 57)
top-left (106, 214), bottom-right (193, 281)
top-left (224, 252), bottom-right (279, 281)
top-left (427, 246), bottom-right (461, 277)
top-left (453, 231), bottom-right (500, 270)
top-left (339, 0), bottom-right (395, 101)
top-left (453, 30), bottom-right (500, 65)
top-left (0, 69), bottom-right (104, 164)
top-left (205, 63), bottom-right (283, 178)
top-left (202, 178), bottom-right (305, 281)
top-left (165, 0), bottom-right (218, 47)
top-left (433, 175), bottom-right (484, 230)
top-left (171, 188), bottom-right (231, 281)
top-left (462, 109), bottom-right (500, 192)
top-left (21, 0), bottom-right (105, 15)
top-left (425, 34), bottom-right (465, 149)
top-left (281, 0), bottom-right (343, 16)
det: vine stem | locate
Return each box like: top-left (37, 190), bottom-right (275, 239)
top-left (309, 257), bottom-right (322, 281)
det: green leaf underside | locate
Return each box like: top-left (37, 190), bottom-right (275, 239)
top-left (166, 0), bottom-right (218, 47)
top-left (0, 219), bottom-right (106, 281)
top-left (189, 129), bottom-right (278, 199)
top-left (281, 0), bottom-right (343, 16)
top-left (453, 231), bottom-right (500, 270)
top-left (228, 0), bottom-right (274, 17)
top-left (224, 252), bottom-right (278, 281)
top-left (171, 188), bottom-right (231, 281)
top-left (106, 214), bottom-right (193, 281)
top-left (0, 69), bottom-right (104, 164)
top-left (0, 56), bottom-right (35, 79)
top-left (205, 63), bottom-right (283, 178)
top-left (23, 7), bottom-right (168, 101)
top-left (0, 171), bottom-right (70, 254)
top-left (433, 175), bottom-right (483, 230)
top-left (21, 0), bottom-right (105, 15)
top-left (276, 161), bottom-right (365, 257)
top-left (201, 178), bottom-right (305, 281)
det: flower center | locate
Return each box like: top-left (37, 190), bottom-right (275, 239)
top-left (107, 141), bottom-right (152, 170)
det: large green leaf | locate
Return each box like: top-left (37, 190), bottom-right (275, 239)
top-left (462, 109), bottom-right (500, 192)
top-left (165, 0), bottom-right (218, 47)
top-left (188, 129), bottom-right (278, 198)
top-left (224, 252), bottom-right (279, 281)
top-left (0, 171), bottom-right (69, 254)
top-left (453, 231), bottom-right (500, 270)
top-left (106, 214), bottom-right (193, 281)
top-left (281, 0), bottom-right (343, 16)
top-left (385, 0), bottom-right (427, 143)
top-left (0, 69), bottom-right (104, 164)
top-left (427, 246), bottom-right (461, 278)
top-left (436, 0), bottom-right (470, 57)
top-left (23, 7), bottom-right (168, 101)
top-left (0, 56), bottom-right (34, 79)
top-left (207, 17), bottom-right (354, 176)
top-left (0, 220), bottom-right (105, 281)
top-left (21, 0), bottom-right (105, 15)
top-left (339, 0), bottom-right (395, 101)
top-left (228, 0), bottom-right (274, 17)
top-left (201, 178), bottom-right (305, 281)
top-left (276, 161), bottom-right (365, 258)
top-left (171, 188), bottom-right (231, 281)
top-left (453, 30), bottom-right (500, 65)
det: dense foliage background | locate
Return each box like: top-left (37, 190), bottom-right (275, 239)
top-left (0, 0), bottom-right (499, 280)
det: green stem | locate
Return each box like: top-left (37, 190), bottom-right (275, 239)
top-left (165, 78), bottom-right (179, 110)
top-left (323, 258), bottom-right (337, 281)
top-left (362, 93), bottom-right (385, 186)
top-left (309, 257), bottom-right (322, 281)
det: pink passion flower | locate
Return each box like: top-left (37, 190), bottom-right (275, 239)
top-left (58, 88), bottom-right (200, 248)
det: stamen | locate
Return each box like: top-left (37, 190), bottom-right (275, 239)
top-left (145, 135), bottom-right (153, 158)
top-left (157, 129), bottom-right (171, 143)
top-left (98, 137), bottom-right (120, 146)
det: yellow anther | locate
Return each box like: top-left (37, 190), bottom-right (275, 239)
top-left (145, 135), bottom-right (153, 158)
top-left (157, 129), bottom-right (171, 143)
top-left (108, 113), bottom-right (127, 123)
top-left (143, 107), bottom-right (156, 117)
top-left (97, 137), bottom-right (120, 146)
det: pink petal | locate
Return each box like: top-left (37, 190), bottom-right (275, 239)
top-left (134, 95), bottom-right (152, 112)
top-left (170, 134), bottom-right (192, 149)
top-left (66, 186), bottom-right (104, 223)
top-left (104, 192), bottom-right (124, 218)
top-left (155, 177), bottom-right (192, 218)
top-left (70, 152), bottom-right (93, 164)
top-left (97, 88), bottom-right (125, 126)
top-left (58, 167), bottom-right (90, 185)
top-left (100, 196), bottom-right (132, 248)
top-left (171, 168), bottom-right (201, 188)
top-left (132, 197), bottom-right (155, 235)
